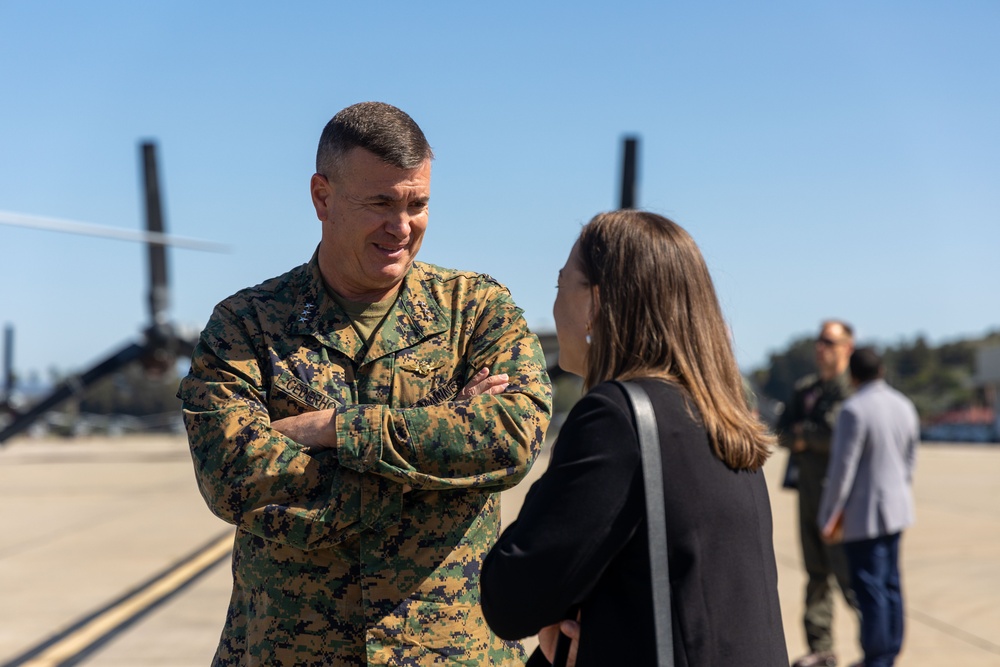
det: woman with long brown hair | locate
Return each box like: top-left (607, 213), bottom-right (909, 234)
top-left (481, 210), bottom-right (787, 665)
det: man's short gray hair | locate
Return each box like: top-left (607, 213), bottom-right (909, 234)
top-left (316, 101), bottom-right (433, 179)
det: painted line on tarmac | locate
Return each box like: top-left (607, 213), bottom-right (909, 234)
top-left (2, 530), bottom-right (233, 667)
top-left (908, 608), bottom-right (1000, 656)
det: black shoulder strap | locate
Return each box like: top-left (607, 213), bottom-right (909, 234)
top-left (617, 380), bottom-right (675, 667)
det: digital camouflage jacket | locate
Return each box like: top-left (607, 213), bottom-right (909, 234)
top-left (178, 255), bottom-right (552, 666)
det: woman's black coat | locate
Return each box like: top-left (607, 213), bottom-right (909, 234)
top-left (481, 379), bottom-right (788, 666)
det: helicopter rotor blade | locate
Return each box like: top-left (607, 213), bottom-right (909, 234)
top-left (0, 211), bottom-right (230, 252)
top-left (142, 141), bottom-right (171, 329)
top-left (619, 136), bottom-right (639, 210)
top-left (2, 324), bottom-right (13, 401)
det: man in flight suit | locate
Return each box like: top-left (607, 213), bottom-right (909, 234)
top-left (178, 101), bottom-right (552, 665)
top-left (779, 320), bottom-right (859, 667)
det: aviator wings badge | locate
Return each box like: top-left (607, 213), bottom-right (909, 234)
top-left (399, 360), bottom-right (445, 377)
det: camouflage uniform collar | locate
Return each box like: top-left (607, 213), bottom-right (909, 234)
top-left (288, 252), bottom-right (449, 364)
top-left (283, 252), bottom-right (361, 359)
top-left (363, 262), bottom-right (449, 365)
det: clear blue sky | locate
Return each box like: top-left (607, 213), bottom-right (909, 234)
top-left (2, 1), bottom-right (998, 383)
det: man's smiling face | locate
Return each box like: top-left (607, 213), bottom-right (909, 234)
top-left (312, 147), bottom-right (431, 302)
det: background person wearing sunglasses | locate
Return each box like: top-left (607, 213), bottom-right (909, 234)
top-left (777, 320), bottom-right (861, 667)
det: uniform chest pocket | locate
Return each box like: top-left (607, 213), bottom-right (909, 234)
top-left (411, 375), bottom-right (462, 408)
top-left (395, 353), bottom-right (465, 408)
top-left (269, 370), bottom-right (343, 419)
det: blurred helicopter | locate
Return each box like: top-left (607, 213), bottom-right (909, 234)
top-left (0, 141), bottom-right (227, 445)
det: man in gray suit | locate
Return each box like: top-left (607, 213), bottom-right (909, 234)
top-left (819, 347), bottom-right (919, 667)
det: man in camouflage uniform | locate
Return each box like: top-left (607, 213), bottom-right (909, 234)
top-left (178, 102), bottom-right (552, 666)
top-left (778, 320), bottom-right (859, 667)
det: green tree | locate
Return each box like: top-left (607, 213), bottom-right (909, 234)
top-left (754, 331), bottom-right (1000, 422)
top-left (759, 336), bottom-right (815, 403)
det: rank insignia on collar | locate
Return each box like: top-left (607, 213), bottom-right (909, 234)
top-left (399, 360), bottom-right (445, 376)
top-left (298, 302), bottom-right (316, 323)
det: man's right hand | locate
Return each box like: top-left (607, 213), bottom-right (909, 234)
top-left (271, 410), bottom-right (338, 450)
top-left (821, 510), bottom-right (844, 545)
top-left (792, 424), bottom-right (807, 452)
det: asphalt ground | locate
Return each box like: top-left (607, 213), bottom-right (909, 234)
top-left (1, 434), bottom-right (998, 666)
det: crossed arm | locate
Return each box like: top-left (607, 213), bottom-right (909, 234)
top-left (180, 292), bottom-right (551, 549)
top-left (271, 367), bottom-right (510, 449)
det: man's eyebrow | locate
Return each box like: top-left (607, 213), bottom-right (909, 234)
top-left (364, 193), bottom-right (429, 204)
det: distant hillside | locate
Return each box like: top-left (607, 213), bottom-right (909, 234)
top-left (750, 330), bottom-right (1000, 420)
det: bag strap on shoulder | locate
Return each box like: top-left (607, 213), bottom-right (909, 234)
top-left (617, 380), bottom-right (675, 667)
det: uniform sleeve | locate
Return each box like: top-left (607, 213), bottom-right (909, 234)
top-left (479, 387), bottom-right (643, 640)
top-left (775, 387), bottom-right (801, 450)
top-left (179, 303), bottom-right (365, 550)
top-left (335, 284), bottom-right (552, 492)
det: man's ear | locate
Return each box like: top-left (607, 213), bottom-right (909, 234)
top-left (310, 173), bottom-right (332, 221)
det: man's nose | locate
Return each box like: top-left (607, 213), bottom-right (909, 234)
top-left (384, 208), bottom-right (413, 238)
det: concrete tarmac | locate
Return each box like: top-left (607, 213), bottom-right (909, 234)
top-left (1, 434), bottom-right (998, 666)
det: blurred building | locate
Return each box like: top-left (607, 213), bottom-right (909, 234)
top-left (973, 344), bottom-right (1000, 441)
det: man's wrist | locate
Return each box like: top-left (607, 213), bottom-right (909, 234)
top-left (336, 404), bottom-right (384, 472)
